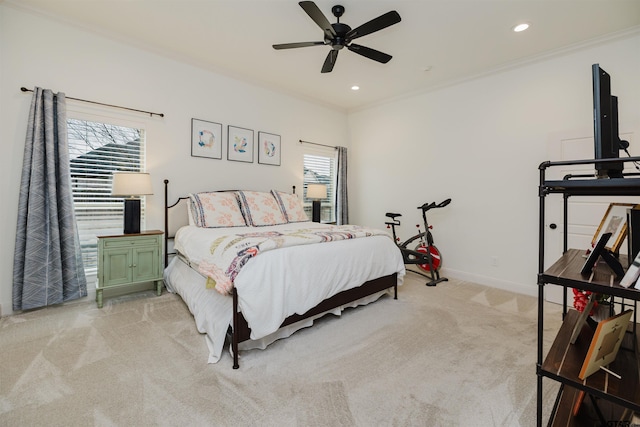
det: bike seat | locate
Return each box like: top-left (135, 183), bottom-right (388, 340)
top-left (385, 212), bottom-right (402, 219)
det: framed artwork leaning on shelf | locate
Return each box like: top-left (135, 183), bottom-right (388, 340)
top-left (578, 309), bottom-right (633, 379)
top-left (579, 231), bottom-right (624, 279)
top-left (620, 248), bottom-right (640, 288)
top-left (591, 203), bottom-right (636, 254)
top-left (570, 293), bottom-right (597, 344)
top-left (581, 232), bottom-right (611, 276)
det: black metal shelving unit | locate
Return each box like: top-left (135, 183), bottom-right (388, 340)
top-left (537, 158), bottom-right (640, 427)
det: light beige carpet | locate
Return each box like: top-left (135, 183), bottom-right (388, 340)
top-left (0, 274), bottom-right (564, 426)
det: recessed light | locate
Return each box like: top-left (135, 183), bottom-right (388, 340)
top-left (513, 23), bottom-right (530, 32)
top-left (351, 85), bottom-right (360, 91)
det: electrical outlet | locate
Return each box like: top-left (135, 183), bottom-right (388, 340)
top-left (491, 256), bottom-right (499, 267)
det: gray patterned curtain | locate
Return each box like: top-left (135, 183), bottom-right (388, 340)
top-left (336, 146), bottom-right (349, 225)
top-left (13, 87), bottom-right (87, 311)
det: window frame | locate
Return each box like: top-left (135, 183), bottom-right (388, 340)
top-left (302, 146), bottom-right (337, 223)
top-left (66, 109), bottom-right (147, 280)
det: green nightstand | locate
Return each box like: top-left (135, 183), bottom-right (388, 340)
top-left (96, 230), bottom-right (164, 308)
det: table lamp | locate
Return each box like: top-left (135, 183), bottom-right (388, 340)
top-left (111, 172), bottom-right (153, 234)
top-left (307, 184), bottom-right (327, 223)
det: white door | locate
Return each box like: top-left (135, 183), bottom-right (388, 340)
top-left (544, 130), bottom-right (637, 304)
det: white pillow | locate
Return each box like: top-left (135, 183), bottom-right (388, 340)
top-left (236, 191), bottom-right (287, 226)
top-left (272, 190), bottom-right (310, 223)
top-left (187, 198), bottom-right (196, 226)
top-left (189, 192), bottom-right (247, 228)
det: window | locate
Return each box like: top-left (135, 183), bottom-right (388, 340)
top-left (303, 149), bottom-right (336, 223)
top-left (67, 118), bottom-right (146, 274)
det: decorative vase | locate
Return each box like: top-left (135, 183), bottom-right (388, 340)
top-left (590, 303), bottom-right (613, 323)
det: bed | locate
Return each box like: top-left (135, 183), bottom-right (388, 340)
top-left (162, 180), bottom-right (405, 368)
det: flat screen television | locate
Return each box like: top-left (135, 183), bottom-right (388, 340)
top-left (593, 63), bottom-right (627, 178)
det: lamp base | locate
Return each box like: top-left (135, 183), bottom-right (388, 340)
top-left (312, 200), bottom-right (321, 223)
top-left (123, 199), bottom-right (141, 234)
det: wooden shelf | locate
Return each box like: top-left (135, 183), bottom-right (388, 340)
top-left (549, 385), bottom-right (635, 426)
top-left (541, 309), bottom-right (640, 414)
top-left (540, 249), bottom-right (640, 300)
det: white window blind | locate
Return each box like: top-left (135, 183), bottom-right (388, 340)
top-left (303, 151), bottom-right (336, 223)
top-left (68, 118), bottom-right (146, 273)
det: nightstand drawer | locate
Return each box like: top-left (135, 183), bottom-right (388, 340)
top-left (102, 236), bottom-right (161, 248)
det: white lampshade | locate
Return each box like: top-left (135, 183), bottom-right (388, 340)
top-left (307, 183), bottom-right (327, 199)
top-left (111, 172), bottom-right (153, 197)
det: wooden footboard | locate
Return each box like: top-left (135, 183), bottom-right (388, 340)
top-left (231, 272), bottom-right (398, 369)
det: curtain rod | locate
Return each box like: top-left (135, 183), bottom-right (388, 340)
top-left (299, 139), bottom-right (338, 149)
top-left (20, 87), bottom-right (164, 118)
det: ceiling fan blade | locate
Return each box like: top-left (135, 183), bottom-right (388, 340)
top-left (346, 11), bottom-right (401, 41)
top-left (299, 1), bottom-right (336, 39)
top-left (321, 50), bottom-right (339, 73)
top-left (273, 41), bottom-right (325, 50)
top-left (347, 44), bottom-right (392, 64)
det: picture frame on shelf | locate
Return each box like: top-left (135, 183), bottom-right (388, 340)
top-left (581, 232), bottom-right (612, 276)
top-left (258, 131), bottom-right (281, 166)
top-left (591, 203), bottom-right (636, 253)
top-left (191, 119), bottom-right (222, 159)
top-left (578, 309), bottom-right (633, 379)
top-left (569, 293), bottom-right (597, 344)
top-left (620, 249), bottom-right (640, 288)
top-left (227, 125), bottom-right (254, 163)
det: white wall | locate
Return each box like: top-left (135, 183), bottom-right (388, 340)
top-left (348, 33), bottom-right (640, 296)
top-left (0, 5), bottom-right (348, 316)
top-left (2, 4), bottom-right (638, 317)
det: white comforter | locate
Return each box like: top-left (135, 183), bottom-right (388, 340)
top-left (167, 221), bottom-right (405, 362)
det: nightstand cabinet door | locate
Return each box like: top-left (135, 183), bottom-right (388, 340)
top-left (102, 247), bottom-right (134, 286)
top-left (132, 245), bottom-right (160, 282)
top-left (96, 231), bottom-right (164, 308)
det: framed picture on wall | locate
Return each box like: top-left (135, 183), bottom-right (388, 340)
top-left (191, 119), bottom-right (222, 159)
top-left (591, 203), bottom-right (636, 253)
top-left (258, 131), bottom-right (281, 166)
top-left (227, 125), bottom-right (254, 163)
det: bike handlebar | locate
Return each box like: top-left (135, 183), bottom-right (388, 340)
top-left (418, 198), bottom-right (451, 212)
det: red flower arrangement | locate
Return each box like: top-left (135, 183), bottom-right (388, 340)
top-left (572, 288), bottom-right (609, 315)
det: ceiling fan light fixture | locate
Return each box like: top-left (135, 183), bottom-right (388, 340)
top-left (351, 85), bottom-right (360, 91)
top-left (513, 23), bottom-right (530, 33)
top-left (272, 2), bottom-right (401, 73)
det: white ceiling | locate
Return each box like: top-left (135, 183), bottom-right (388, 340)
top-left (7, 0), bottom-right (640, 111)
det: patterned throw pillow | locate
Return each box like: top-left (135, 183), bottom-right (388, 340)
top-left (189, 192), bottom-right (247, 228)
top-left (272, 190), bottom-right (309, 223)
top-left (236, 191), bottom-right (287, 226)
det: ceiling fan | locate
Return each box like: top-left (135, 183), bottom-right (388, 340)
top-left (273, 1), bottom-right (401, 73)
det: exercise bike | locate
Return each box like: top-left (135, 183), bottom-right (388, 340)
top-left (385, 198), bottom-right (451, 286)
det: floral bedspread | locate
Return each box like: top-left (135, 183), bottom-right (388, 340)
top-left (197, 225), bottom-right (390, 295)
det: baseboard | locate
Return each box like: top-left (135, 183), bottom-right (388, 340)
top-left (441, 267), bottom-right (537, 298)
